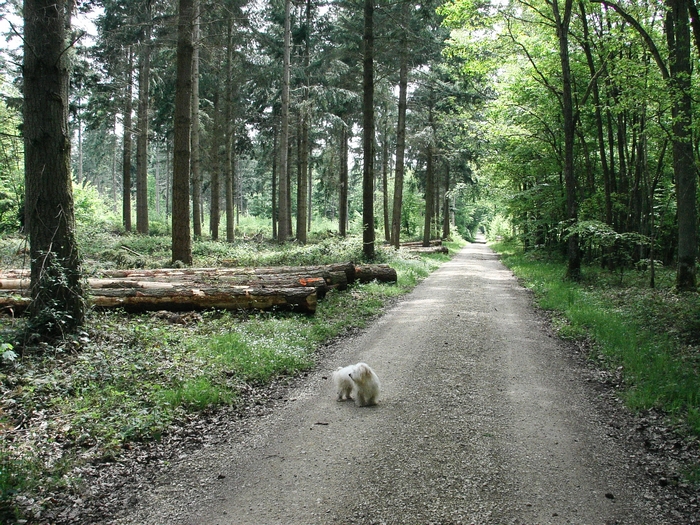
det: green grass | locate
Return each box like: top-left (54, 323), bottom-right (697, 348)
top-left (491, 240), bottom-right (700, 438)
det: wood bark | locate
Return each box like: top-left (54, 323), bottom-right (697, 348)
top-left (122, 46), bottom-right (134, 232)
top-left (296, 0), bottom-right (312, 244)
top-left (278, 0), bottom-right (292, 242)
top-left (355, 264), bottom-right (397, 283)
top-left (0, 263), bottom-right (396, 314)
top-left (210, 88), bottom-right (221, 240)
top-left (172, 0), bottom-right (194, 265)
top-left (225, 21), bottom-right (235, 243)
top-left (191, 0), bottom-right (202, 238)
top-left (23, 0), bottom-right (86, 333)
top-left (550, 0), bottom-right (580, 280)
top-left (1, 287), bottom-right (317, 314)
top-left (362, 0), bottom-right (375, 259)
top-left (391, 1), bottom-right (410, 249)
top-left (339, 124), bottom-right (349, 237)
top-left (136, 5), bottom-right (152, 235)
top-left (666, 0), bottom-right (697, 291)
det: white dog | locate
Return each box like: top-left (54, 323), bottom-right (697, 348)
top-left (332, 364), bottom-right (356, 402)
top-left (332, 362), bottom-right (380, 407)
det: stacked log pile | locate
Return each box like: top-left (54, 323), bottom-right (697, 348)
top-left (398, 240), bottom-right (449, 254)
top-left (0, 263), bottom-right (397, 315)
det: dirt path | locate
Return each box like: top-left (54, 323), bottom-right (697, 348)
top-left (114, 241), bottom-right (683, 525)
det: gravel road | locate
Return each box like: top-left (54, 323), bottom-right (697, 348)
top-left (114, 240), bottom-right (687, 525)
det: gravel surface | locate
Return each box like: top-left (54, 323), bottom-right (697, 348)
top-left (107, 240), bottom-right (697, 525)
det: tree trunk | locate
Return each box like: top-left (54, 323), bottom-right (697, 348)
top-left (382, 119), bottom-right (390, 242)
top-left (578, 1), bottom-right (612, 226)
top-left (278, 0), bottom-right (292, 242)
top-left (23, 0), bottom-right (86, 337)
top-left (552, 0), bottom-right (580, 280)
top-left (225, 21), bottom-right (235, 243)
top-left (172, 0), bottom-right (194, 265)
top-left (423, 143), bottom-right (435, 247)
top-left (191, 0), bottom-right (202, 239)
top-left (362, 0), bottom-right (375, 260)
top-left (296, 0), bottom-right (312, 244)
top-left (391, 1), bottom-right (410, 249)
top-left (339, 124), bottom-right (349, 236)
top-left (442, 162), bottom-right (450, 239)
top-left (666, 0), bottom-right (697, 291)
top-left (272, 124), bottom-right (278, 239)
top-left (136, 8), bottom-right (152, 235)
top-left (210, 87), bottom-right (221, 240)
top-left (122, 45), bottom-right (134, 232)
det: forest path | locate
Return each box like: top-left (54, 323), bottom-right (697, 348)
top-left (115, 240), bottom-right (673, 525)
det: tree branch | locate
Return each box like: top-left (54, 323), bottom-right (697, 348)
top-left (589, 0), bottom-right (669, 79)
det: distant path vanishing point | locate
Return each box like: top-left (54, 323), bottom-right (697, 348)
top-left (116, 240), bottom-right (678, 525)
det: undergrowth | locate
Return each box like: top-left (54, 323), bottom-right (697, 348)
top-left (491, 240), bottom-right (700, 439)
top-left (0, 233), bottom-right (465, 522)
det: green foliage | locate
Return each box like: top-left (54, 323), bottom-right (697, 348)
top-left (158, 377), bottom-right (236, 411)
top-left (493, 240), bottom-right (700, 440)
top-left (24, 252), bottom-right (88, 341)
top-left (0, 445), bottom-right (40, 523)
top-left (0, 91), bottom-right (23, 234)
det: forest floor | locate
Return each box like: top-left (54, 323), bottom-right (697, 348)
top-left (67, 239), bottom-right (699, 524)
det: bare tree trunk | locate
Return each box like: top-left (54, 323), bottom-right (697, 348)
top-left (278, 0), bottom-right (292, 242)
top-left (423, 144), bottom-right (434, 247)
top-left (112, 115), bottom-right (118, 206)
top-left (442, 162), bottom-right (450, 239)
top-left (136, 5), bottom-right (152, 235)
top-left (272, 124), bottom-right (278, 239)
top-left (210, 88), bottom-right (221, 240)
top-left (296, 0), bottom-right (312, 244)
top-left (122, 45), bottom-right (134, 232)
top-left (391, 1), bottom-right (409, 249)
top-left (667, 0), bottom-right (697, 291)
top-left (362, 0), bottom-right (375, 259)
top-left (382, 119), bottom-right (390, 242)
top-left (551, 0), bottom-right (580, 280)
top-left (172, 0), bottom-right (194, 265)
top-left (191, 0), bottom-right (202, 239)
top-left (339, 124), bottom-right (349, 237)
top-left (23, 0), bottom-right (86, 337)
top-left (223, 21), bottom-right (236, 243)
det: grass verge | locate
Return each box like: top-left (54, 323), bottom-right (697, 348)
top-left (491, 240), bottom-right (700, 438)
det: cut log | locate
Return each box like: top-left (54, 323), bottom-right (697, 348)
top-left (0, 262), bottom-right (358, 286)
top-left (0, 285), bottom-right (317, 314)
top-left (354, 264), bottom-right (397, 283)
top-left (0, 262), bottom-right (398, 315)
top-left (404, 246), bottom-right (449, 254)
top-left (398, 240), bottom-right (443, 247)
top-left (92, 286), bottom-right (317, 313)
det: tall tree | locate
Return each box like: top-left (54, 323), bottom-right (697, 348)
top-left (278, 0), bottom-right (292, 242)
top-left (172, 0), bottom-right (194, 264)
top-left (23, 0), bottom-right (86, 337)
top-left (191, 0), bottom-right (202, 238)
top-left (135, 0), bottom-right (153, 234)
top-left (339, 123), bottom-right (349, 236)
top-left (390, 1), bottom-right (410, 249)
top-left (362, 0), bottom-right (375, 259)
top-left (122, 46), bottom-right (134, 232)
top-left (296, 0), bottom-right (313, 244)
top-left (591, 0), bottom-right (697, 289)
top-left (549, 0), bottom-right (580, 280)
top-left (666, 0), bottom-right (696, 291)
top-left (210, 87), bottom-right (222, 240)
